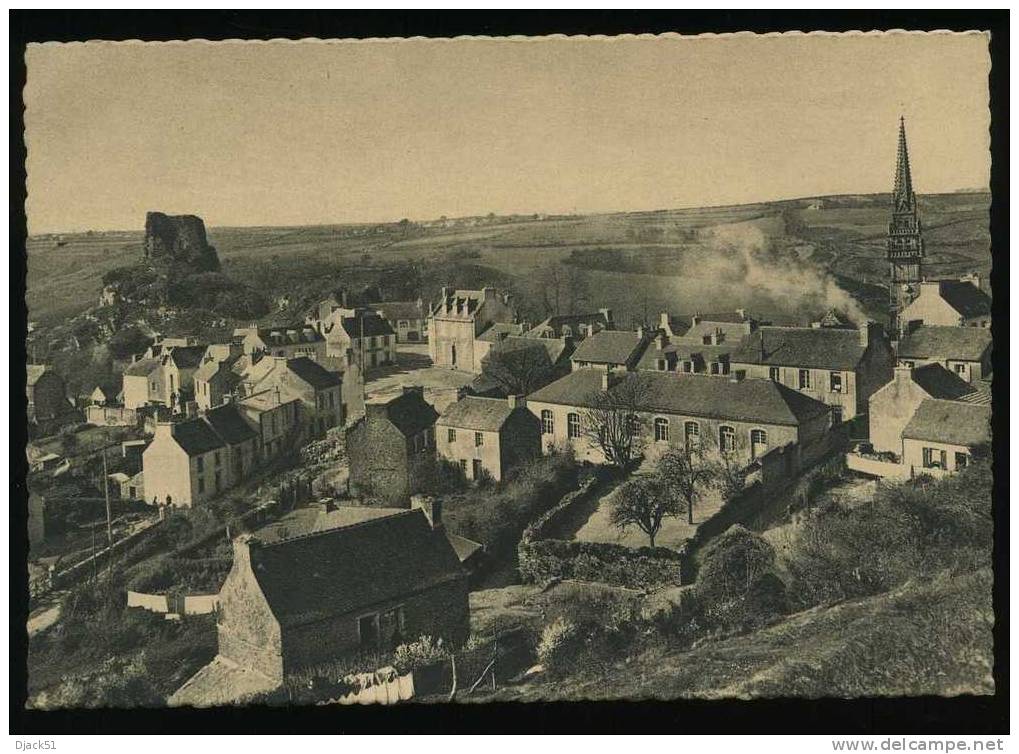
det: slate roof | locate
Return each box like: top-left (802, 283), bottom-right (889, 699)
top-left (286, 357), bottom-right (341, 389)
top-left (526, 312), bottom-right (612, 338)
top-left (485, 335), bottom-right (572, 365)
top-left (204, 404), bottom-right (258, 445)
top-left (372, 300), bottom-right (427, 321)
top-left (249, 509), bottom-right (465, 628)
top-left (732, 326), bottom-right (869, 370)
top-left (437, 396), bottom-right (517, 431)
top-left (571, 330), bottom-right (648, 365)
top-left (477, 322), bottom-right (526, 342)
top-left (902, 399), bottom-right (991, 447)
top-left (171, 416), bottom-right (226, 456)
top-left (257, 325), bottom-right (324, 346)
top-left (527, 369), bottom-right (830, 426)
top-left (167, 345), bottom-right (207, 370)
top-left (637, 342), bottom-right (737, 371)
top-left (124, 358), bottom-right (161, 377)
top-left (339, 312), bottom-right (396, 339)
top-left (897, 325), bottom-right (992, 363)
top-left (909, 363), bottom-right (978, 401)
top-left (937, 281), bottom-right (992, 319)
top-left (377, 390), bottom-right (439, 438)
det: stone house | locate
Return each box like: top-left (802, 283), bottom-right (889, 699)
top-left (526, 369), bottom-right (832, 470)
top-left (896, 324), bottom-right (992, 384)
top-left (372, 299), bottom-right (429, 343)
top-left (235, 356), bottom-right (345, 437)
top-left (314, 308), bottom-right (397, 369)
top-left (193, 343), bottom-right (244, 411)
top-left (867, 364), bottom-right (979, 457)
top-left (637, 330), bottom-right (739, 376)
top-left (159, 345), bottom-right (207, 408)
top-left (122, 357), bottom-right (163, 410)
top-left (26, 365), bottom-right (73, 427)
top-left (658, 309), bottom-right (759, 341)
top-left (345, 387), bottom-right (438, 507)
top-left (428, 287), bottom-right (517, 371)
top-left (899, 276), bottom-right (991, 330)
top-left (570, 328), bottom-right (653, 373)
top-left (237, 324), bottom-right (327, 363)
top-left (524, 309), bottom-right (615, 340)
top-left (471, 323), bottom-right (529, 374)
top-left (435, 395), bottom-right (541, 481)
top-left (142, 403), bottom-right (259, 507)
top-left (730, 322), bottom-right (895, 424)
top-left (901, 399), bottom-right (991, 473)
top-left (214, 500), bottom-right (470, 687)
top-left (238, 387), bottom-right (304, 461)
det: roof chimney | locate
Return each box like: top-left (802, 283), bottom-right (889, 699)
top-left (637, 326), bottom-right (647, 339)
top-left (691, 314), bottom-right (701, 327)
top-left (859, 320), bottom-right (876, 347)
top-left (658, 312), bottom-right (671, 331)
top-left (894, 364), bottom-right (914, 389)
top-left (507, 394), bottom-right (524, 410)
top-left (232, 534), bottom-right (260, 574)
top-left (601, 371), bottom-right (612, 391)
top-left (735, 308), bottom-right (747, 321)
top-left (412, 495), bottom-right (443, 530)
top-left (600, 308), bottom-right (614, 327)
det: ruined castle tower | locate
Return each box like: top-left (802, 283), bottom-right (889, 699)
top-left (886, 117), bottom-right (925, 338)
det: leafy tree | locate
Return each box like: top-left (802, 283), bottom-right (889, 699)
top-left (108, 327), bottom-right (154, 361)
top-left (582, 374), bottom-right (650, 472)
top-left (655, 446), bottom-right (715, 525)
top-left (609, 475), bottom-right (677, 548)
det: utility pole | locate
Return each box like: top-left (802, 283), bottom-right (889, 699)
top-left (102, 446), bottom-right (114, 581)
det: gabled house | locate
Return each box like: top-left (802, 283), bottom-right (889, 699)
top-left (637, 331), bottom-right (738, 376)
top-left (194, 343), bottom-right (244, 411)
top-left (159, 345), bottom-right (207, 411)
top-left (658, 309), bottom-right (759, 342)
top-left (896, 324), bottom-right (992, 384)
top-left (142, 403), bottom-right (259, 507)
top-left (868, 363), bottom-right (980, 457)
top-left (526, 369), bottom-right (832, 470)
top-left (436, 395), bottom-right (541, 481)
top-left (238, 386), bottom-right (303, 461)
top-left (26, 365), bottom-right (74, 428)
top-left (901, 399), bottom-right (991, 474)
top-left (235, 356), bottom-right (346, 436)
top-left (237, 324), bottom-right (327, 363)
top-left (372, 299), bottom-right (429, 343)
top-left (209, 500), bottom-right (470, 690)
top-left (525, 309), bottom-right (614, 340)
top-left (899, 276), bottom-right (991, 330)
top-left (730, 322), bottom-right (895, 423)
top-left (428, 287), bottom-right (517, 371)
top-left (122, 357), bottom-right (163, 410)
top-left (570, 328), bottom-right (652, 373)
top-left (315, 307), bottom-right (397, 369)
top-left (345, 386), bottom-right (438, 507)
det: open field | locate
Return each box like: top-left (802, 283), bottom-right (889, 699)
top-left (26, 192), bottom-right (990, 330)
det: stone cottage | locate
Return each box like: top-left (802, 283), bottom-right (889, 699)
top-left (214, 500), bottom-right (470, 686)
top-left (899, 276), bottom-right (991, 330)
top-left (345, 386), bottom-right (439, 507)
top-left (435, 395), bottom-right (541, 482)
top-left (428, 287), bottom-right (517, 371)
top-left (896, 324), bottom-right (992, 384)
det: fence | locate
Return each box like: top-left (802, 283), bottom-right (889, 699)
top-left (320, 667), bottom-right (415, 706)
top-left (85, 405), bottom-right (139, 427)
top-left (126, 589), bottom-right (220, 616)
top-left (49, 516), bottom-right (164, 590)
top-left (846, 452), bottom-right (914, 480)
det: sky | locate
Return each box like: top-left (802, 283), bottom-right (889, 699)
top-left (25, 32), bottom-right (991, 234)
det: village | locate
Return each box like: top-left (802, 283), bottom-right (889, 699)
top-left (23, 118), bottom-right (994, 707)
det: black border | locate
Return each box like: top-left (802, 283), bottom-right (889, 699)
top-left (10, 10), bottom-right (1009, 735)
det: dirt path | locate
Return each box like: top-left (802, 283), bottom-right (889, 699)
top-left (27, 591), bottom-right (66, 637)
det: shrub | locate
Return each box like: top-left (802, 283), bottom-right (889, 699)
top-left (392, 636), bottom-right (449, 674)
top-left (107, 327), bottom-right (154, 361)
top-left (536, 617), bottom-right (582, 676)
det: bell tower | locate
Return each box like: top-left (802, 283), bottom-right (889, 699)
top-left (886, 116), bottom-right (925, 337)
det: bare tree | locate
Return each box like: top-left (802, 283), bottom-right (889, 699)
top-left (705, 430), bottom-right (750, 500)
top-left (537, 262), bottom-right (590, 316)
top-left (654, 445), bottom-right (715, 525)
top-left (609, 475), bottom-right (677, 548)
top-left (480, 342), bottom-right (555, 395)
top-left (582, 375), bottom-right (650, 472)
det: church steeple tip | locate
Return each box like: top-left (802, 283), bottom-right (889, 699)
top-left (893, 116), bottom-right (914, 206)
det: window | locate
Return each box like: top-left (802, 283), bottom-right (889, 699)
top-left (954, 363), bottom-right (968, 378)
top-left (458, 459), bottom-right (467, 473)
top-left (475, 431), bottom-right (484, 447)
top-left (654, 417), bottom-right (670, 443)
top-left (922, 447), bottom-right (947, 469)
top-left (541, 409), bottom-right (554, 435)
top-left (198, 477), bottom-right (205, 494)
top-left (684, 421), bottom-right (700, 450)
top-left (831, 406), bottom-right (844, 426)
top-left (829, 372), bottom-right (843, 393)
top-left (358, 614), bottom-right (381, 648)
top-left (719, 425), bottom-right (736, 453)
top-left (447, 428), bottom-right (456, 443)
top-left (567, 412), bottom-right (581, 439)
top-left (750, 429), bottom-right (768, 458)
top-left (328, 392), bottom-right (335, 408)
top-left (196, 456), bottom-right (205, 473)
top-left (472, 459), bottom-right (483, 479)
top-left (798, 369), bottom-right (811, 389)
top-left (627, 414), bottom-right (642, 437)
top-left (215, 451), bottom-right (221, 467)
top-left (379, 607), bottom-right (406, 647)
top-left (702, 335), bottom-right (712, 345)
top-left (398, 320), bottom-right (409, 328)
top-left (901, 360), bottom-right (915, 368)
top-left (769, 367), bottom-right (780, 382)
top-left (214, 470), bottom-right (222, 491)
top-left (657, 359), bottom-right (667, 371)
top-left (955, 452), bottom-right (969, 469)
top-left (682, 360), bottom-right (694, 373)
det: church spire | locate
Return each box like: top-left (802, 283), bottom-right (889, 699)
top-left (893, 116), bottom-right (915, 211)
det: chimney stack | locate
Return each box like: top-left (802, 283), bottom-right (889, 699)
top-left (412, 495), bottom-right (443, 530)
top-left (691, 314), bottom-right (701, 327)
top-left (859, 320), bottom-right (876, 347)
top-left (507, 394), bottom-right (524, 409)
top-left (232, 534), bottom-right (261, 573)
top-left (735, 308), bottom-right (747, 321)
top-left (600, 308), bottom-right (615, 328)
top-left (658, 312), bottom-right (671, 332)
top-left (893, 364), bottom-right (913, 389)
top-left (637, 326), bottom-right (647, 340)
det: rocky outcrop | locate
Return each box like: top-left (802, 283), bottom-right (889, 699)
top-left (143, 212), bottom-right (220, 273)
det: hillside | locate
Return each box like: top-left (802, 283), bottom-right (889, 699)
top-left (26, 191), bottom-right (990, 330)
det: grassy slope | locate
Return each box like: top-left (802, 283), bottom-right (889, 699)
top-left (479, 568), bottom-right (993, 702)
top-left (25, 192), bottom-right (989, 328)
